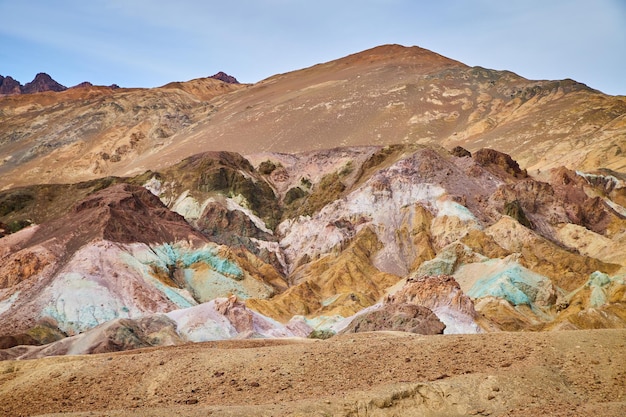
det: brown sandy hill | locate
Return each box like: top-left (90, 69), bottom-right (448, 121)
top-left (0, 78), bottom-right (244, 188)
top-left (1, 44), bottom-right (624, 189)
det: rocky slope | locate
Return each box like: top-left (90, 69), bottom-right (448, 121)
top-left (0, 75), bottom-right (22, 95)
top-left (1, 44), bottom-right (625, 188)
top-left (1, 145), bottom-right (624, 358)
top-left (209, 71), bottom-right (239, 84)
top-left (0, 181), bottom-right (288, 345)
top-left (0, 77), bottom-right (244, 188)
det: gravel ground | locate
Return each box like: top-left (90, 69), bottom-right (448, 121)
top-left (1, 329), bottom-right (624, 417)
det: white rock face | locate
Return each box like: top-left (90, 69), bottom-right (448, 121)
top-left (170, 190), bottom-right (206, 221)
top-left (278, 153), bottom-right (483, 276)
top-left (142, 176), bottom-right (164, 199)
top-left (167, 297), bottom-right (310, 342)
top-left (0, 292), bottom-right (19, 316)
top-left (433, 307), bottom-right (482, 334)
top-left (36, 241), bottom-right (190, 335)
top-left (166, 300), bottom-right (239, 341)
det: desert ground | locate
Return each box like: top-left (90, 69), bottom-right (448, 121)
top-left (1, 329), bottom-right (624, 417)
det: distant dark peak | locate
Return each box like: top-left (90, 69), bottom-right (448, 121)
top-left (22, 72), bottom-right (67, 94)
top-left (66, 81), bottom-right (122, 90)
top-left (0, 75), bottom-right (22, 95)
top-left (70, 81), bottom-right (93, 89)
top-left (0, 73), bottom-right (71, 95)
top-left (1, 72), bottom-right (121, 94)
top-left (209, 71), bottom-right (239, 84)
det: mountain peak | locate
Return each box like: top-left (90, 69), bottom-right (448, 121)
top-left (0, 75), bottom-right (21, 95)
top-left (0, 72), bottom-right (67, 95)
top-left (70, 81), bottom-right (94, 89)
top-left (334, 43), bottom-right (467, 70)
top-left (22, 72), bottom-right (67, 94)
top-left (209, 71), bottom-right (239, 84)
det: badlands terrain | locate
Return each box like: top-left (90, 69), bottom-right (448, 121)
top-left (0, 44), bottom-right (625, 415)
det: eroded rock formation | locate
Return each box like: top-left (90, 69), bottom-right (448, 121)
top-left (1, 43), bottom-right (625, 360)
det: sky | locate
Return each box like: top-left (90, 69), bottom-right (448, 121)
top-left (0, 0), bottom-right (624, 95)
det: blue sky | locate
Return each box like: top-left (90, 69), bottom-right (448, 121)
top-left (0, 0), bottom-right (624, 95)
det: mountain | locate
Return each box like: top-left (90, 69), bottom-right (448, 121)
top-left (0, 180), bottom-right (289, 339)
top-left (0, 75), bottom-right (21, 95)
top-left (0, 73), bottom-right (120, 98)
top-left (0, 72), bottom-right (67, 96)
top-left (0, 44), bottom-right (625, 416)
top-left (1, 145), bottom-right (624, 348)
top-left (21, 72), bottom-right (67, 94)
top-left (70, 81), bottom-right (94, 89)
top-left (0, 77), bottom-right (245, 188)
top-left (1, 45), bottom-right (624, 189)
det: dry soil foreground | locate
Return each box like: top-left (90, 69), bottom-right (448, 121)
top-left (1, 330), bottom-right (624, 417)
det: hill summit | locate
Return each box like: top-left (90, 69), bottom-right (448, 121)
top-left (209, 71), bottom-right (239, 84)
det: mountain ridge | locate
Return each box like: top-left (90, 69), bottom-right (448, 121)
top-left (1, 44), bottom-right (624, 190)
top-left (0, 72), bottom-right (133, 97)
top-left (0, 72), bottom-right (67, 96)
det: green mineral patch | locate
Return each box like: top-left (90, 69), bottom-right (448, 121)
top-left (151, 243), bottom-right (244, 280)
top-left (284, 171), bottom-right (346, 219)
top-left (258, 160), bottom-right (280, 175)
top-left (284, 186), bottom-right (308, 205)
top-left (137, 243), bottom-right (267, 304)
top-left (26, 322), bottom-right (66, 345)
top-left (468, 263), bottom-right (557, 309)
top-left (120, 250), bottom-right (197, 309)
top-left (503, 200), bottom-right (532, 228)
top-left (582, 271), bottom-right (624, 308)
top-left (308, 329), bottom-right (335, 339)
top-left (156, 152), bottom-right (281, 229)
top-left (0, 190), bottom-right (34, 216)
top-left (183, 268), bottom-right (251, 302)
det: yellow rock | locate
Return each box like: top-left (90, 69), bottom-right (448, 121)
top-left (556, 223), bottom-right (626, 268)
top-left (247, 227), bottom-right (400, 321)
top-left (485, 217), bottom-right (620, 291)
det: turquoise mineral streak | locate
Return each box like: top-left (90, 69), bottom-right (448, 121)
top-left (468, 264), bottom-right (548, 307)
top-left (154, 243), bottom-right (243, 279)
